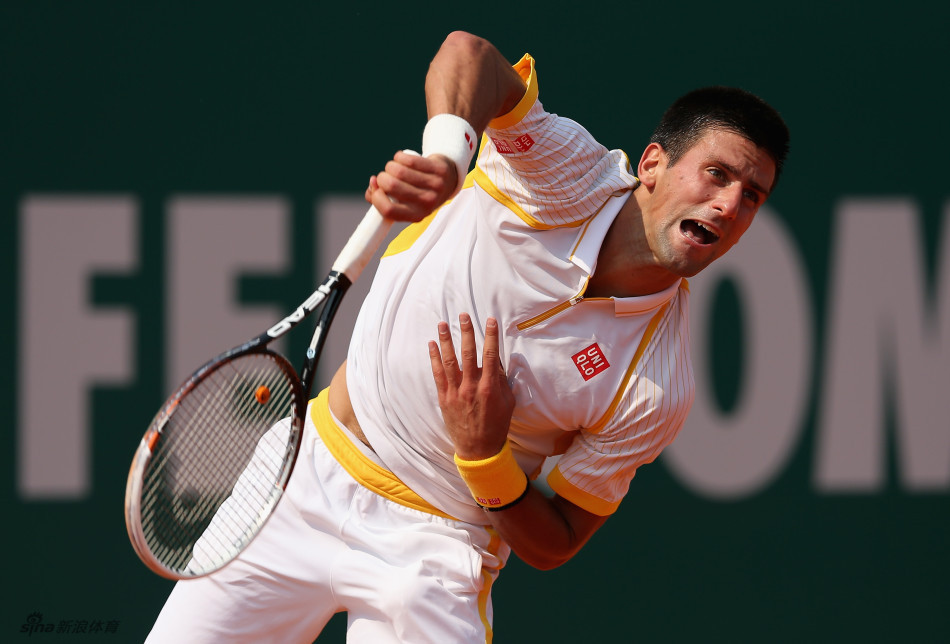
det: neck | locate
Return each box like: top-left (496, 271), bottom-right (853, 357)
top-left (587, 192), bottom-right (678, 298)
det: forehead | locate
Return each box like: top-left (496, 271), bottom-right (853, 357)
top-left (685, 128), bottom-right (777, 193)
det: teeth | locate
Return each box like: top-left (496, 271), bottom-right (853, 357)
top-left (696, 221), bottom-right (718, 241)
top-left (680, 219), bottom-right (719, 244)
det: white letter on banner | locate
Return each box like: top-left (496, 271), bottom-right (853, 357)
top-left (167, 197), bottom-right (288, 390)
top-left (664, 207), bottom-right (812, 499)
top-left (18, 196), bottom-right (137, 499)
top-left (815, 199), bottom-right (950, 491)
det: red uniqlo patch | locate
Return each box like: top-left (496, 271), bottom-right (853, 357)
top-left (512, 134), bottom-right (535, 152)
top-left (491, 137), bottom-right (514, 154)
top-left (573, 343), bottom-right (610, 381)
top-left (490, 134), bottom-right (535, 155)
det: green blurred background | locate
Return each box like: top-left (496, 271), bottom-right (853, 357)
top-left (3, 2), bottom-right (948, 642)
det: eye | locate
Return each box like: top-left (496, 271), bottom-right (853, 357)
top-left (743, 189), bottom-right (761, 204)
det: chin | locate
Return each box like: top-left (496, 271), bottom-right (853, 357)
top-left (668, 254), bottom-right (714, 278)
top-left (666, 237), bottom-right (720, 277)
top-left (670, 266), bottom-right (704, 280)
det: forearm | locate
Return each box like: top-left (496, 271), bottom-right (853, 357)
top-left (367, 33), bottom-right (525, 220)
top-left (482, 486), bottom-right (607, 571)
top-left (425, 31), bottom-right (526, 135)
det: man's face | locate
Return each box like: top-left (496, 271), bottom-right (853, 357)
top-left (641, 128), bottom-right (776, 278)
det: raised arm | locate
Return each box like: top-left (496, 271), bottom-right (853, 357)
top-left (367, 32), bottom-right (526, 222)
top-left (424, 31), bottom-right (527, 135)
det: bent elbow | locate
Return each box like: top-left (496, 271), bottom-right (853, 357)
top-left (519, 549), bottom-right (576, 571)
top-left (440, 30), bottom-right (493, 58)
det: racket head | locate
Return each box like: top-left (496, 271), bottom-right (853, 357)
top-left (125, 349), bottom-right (306, 580)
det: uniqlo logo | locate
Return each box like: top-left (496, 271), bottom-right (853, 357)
top-left (512, 134), bottom-right (535, 152)
top-left (573, 343), bottom-right (610, 381)
top-left (490, 134), bottom-right (535, 155)
top-left (491, 137), bottom-right (514, 154)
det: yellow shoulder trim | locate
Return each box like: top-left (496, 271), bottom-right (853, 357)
top-left (488, 54), bottom-right (538, 131)
top-left (309, 389), bottom-right (456, 520)
top-left (381, 173), bottom-right (478, 258)
top-left (382, 211), bottom-right (437, 258)
top-left (472, 166), bottom-right (584, 231)
top-left (546, 465), bottom-right (619, 516)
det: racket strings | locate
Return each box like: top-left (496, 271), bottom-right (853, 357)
top-left (139, 353), bottom-right (300, 574)
top-left (143, 361), bottom-right (293, 569)
top-left (146, 357), bottom-right (292, 523)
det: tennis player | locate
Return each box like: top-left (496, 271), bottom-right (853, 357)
top-left (147, 30), bottom-right (789, 643)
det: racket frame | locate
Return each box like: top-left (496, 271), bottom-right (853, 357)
top-left (124, 347), bottom-right (306, 579)
top-left (125, 203), bottom-right (393, 580)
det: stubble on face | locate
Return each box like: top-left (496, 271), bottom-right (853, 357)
top-left (642, 129), bottom-right (776, 279)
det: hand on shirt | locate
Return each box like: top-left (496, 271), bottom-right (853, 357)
top-left (366, 151), bottom-right (458, 222)
top-left (428, 313), bottom-right (514, 460)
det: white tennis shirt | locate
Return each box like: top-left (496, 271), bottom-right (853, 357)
top-left (347, 54), bottom-right (694, 524)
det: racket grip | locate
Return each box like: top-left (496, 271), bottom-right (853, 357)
top-left (331, 205), bottom-right (393, 283)
top-left (332, 150), bottom-right (420, 283)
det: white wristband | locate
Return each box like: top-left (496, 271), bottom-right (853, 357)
top-left (422, 114), bottom-right (477, 197)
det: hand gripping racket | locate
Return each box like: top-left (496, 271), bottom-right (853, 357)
top-left (125, 202), bottom-right (394, 580)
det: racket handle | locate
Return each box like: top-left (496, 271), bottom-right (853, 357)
top-left (332, 150), bottom-right (420, 283)
top-left (331, 205), bottom-right (393, 283)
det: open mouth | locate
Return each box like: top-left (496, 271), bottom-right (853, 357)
top-left (681, 219), bottom-right (719, 246)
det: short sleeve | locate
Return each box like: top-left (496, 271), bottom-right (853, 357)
top-left (475, 54), bottom-right (639, 230)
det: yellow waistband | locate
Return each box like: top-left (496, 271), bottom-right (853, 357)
top-left (310, 389), bottom-right (456, 521)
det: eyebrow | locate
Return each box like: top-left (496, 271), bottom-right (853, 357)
top-left (720, 161), bottom-right (770, 197)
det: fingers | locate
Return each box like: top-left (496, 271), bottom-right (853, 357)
top-left (428, 340), bottom-right (447, 395)
top-left (369, 152), bottom-right (456, 221)
top-left (364, 175), bottom-right (380, 205)
top-left (482, 317), bottom-right (505, 376)
top-left (429, 314), bottom-right (505, 387)
top-left (457, 313), bottom-right (479, 376)
top-left (436, 320), bottom-right (461, 388)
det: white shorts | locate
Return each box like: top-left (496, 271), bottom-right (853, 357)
top-left (146, 389), bottom-right (509, 644)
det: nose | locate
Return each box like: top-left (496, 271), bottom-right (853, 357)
top-left (713, 184), bottom-right (743, 220)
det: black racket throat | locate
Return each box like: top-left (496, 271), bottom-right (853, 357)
top-left (298, 273), bottom-right (350, 398)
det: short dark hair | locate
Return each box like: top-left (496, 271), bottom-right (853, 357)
top-left (650, 86), bottom-right (790, 189)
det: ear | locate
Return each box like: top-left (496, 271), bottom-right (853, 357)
top-left (637, 142), bottom-right (666, 189)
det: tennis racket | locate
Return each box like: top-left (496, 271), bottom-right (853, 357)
top-left (125, 200), bottom-right (395, 580)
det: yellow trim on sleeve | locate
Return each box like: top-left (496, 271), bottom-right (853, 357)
top-left (488, 54), bottom-right (538, 131)
top-left (471, 166), bottom-right (585, 231)
top-left (309, 389), bottom-right (456, 520)
top-left (546, 465), bottom-right (620, 516)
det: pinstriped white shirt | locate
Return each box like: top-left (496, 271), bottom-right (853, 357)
top-left (346, 54), bottom-right (694, 523)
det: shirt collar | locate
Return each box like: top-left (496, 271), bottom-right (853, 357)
top-left (570, 191), bottom-right (683, 318)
